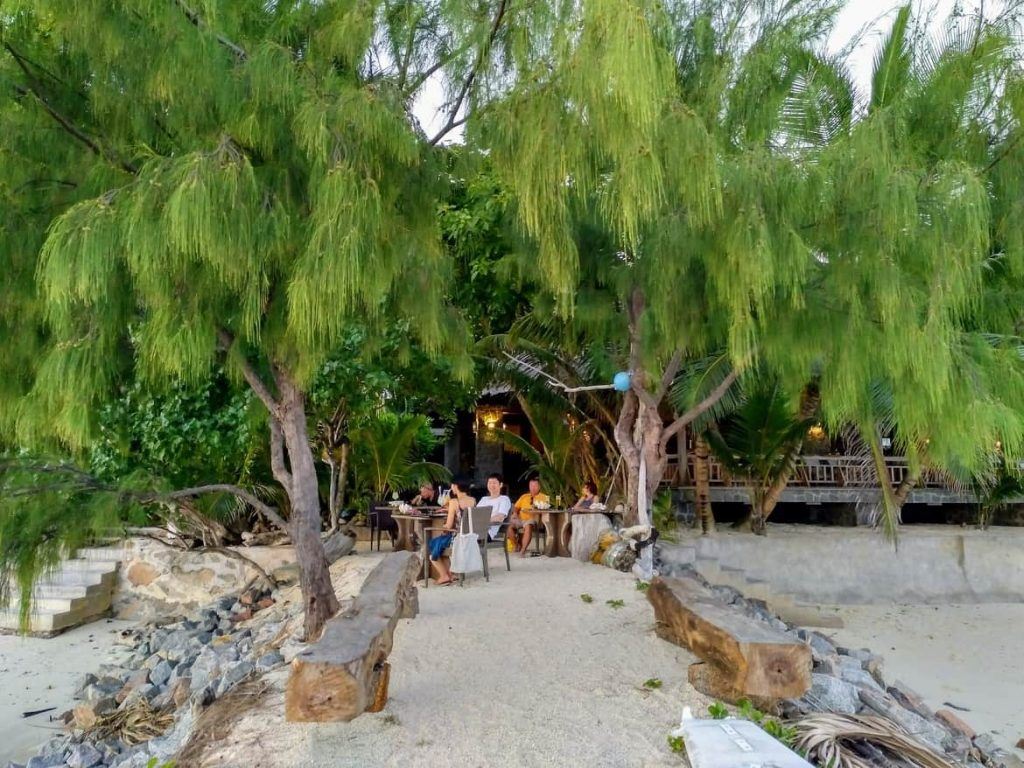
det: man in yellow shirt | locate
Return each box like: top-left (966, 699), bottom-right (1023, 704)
top-left (510, 474), bottom-right (549, 557)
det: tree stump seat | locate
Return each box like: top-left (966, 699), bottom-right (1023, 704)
top-left (285, 551), bottom-right (420, 722)
top-left (647, 575), bottom-right (811, 703)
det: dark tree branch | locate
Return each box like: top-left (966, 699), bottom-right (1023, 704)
top-left (161, 484), bottom-right (289, 533)
top-left (268, 416), bottom-right (294, 493)
top-left (659, 369), bottom-right (740, 454)
top-left (5, 44), bottom-right (138, 175)
top-left (654, 349), bottom-right (684, 405)
top-left (173, 0), bottom-right (248, 62)
top-left (428, 0), bottom-right (507, 145)
top-left (217, 328), bottom-right (281, 415)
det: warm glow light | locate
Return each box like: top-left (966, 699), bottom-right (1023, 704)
top-left (477, 406), bottom-right (503, 431)
top-left (807, 424), bottom-right (826, 440)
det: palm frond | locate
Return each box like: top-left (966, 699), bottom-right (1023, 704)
top-left (794, 713), bottom-right (957, 768)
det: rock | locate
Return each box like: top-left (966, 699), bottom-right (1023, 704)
top-left (974, 733), bottom-right (1024, 768)
top-left (116, 669), bottom-right (151, 704)
top-left (256, 651), bottom-right (285, 672)
top-left (72, 696), bottom-right (115, 729)
top-left (96, 740), bottom-right (124, 762)
top-left (803, 673), bottom-right (860, 714)
top-left (216, 644), bottom-right (240, 663)
top-left (121, 683), bottom-right (158, 706)
top-left (83, 679), bottom-right (121, 702)
top-left (839, 665), bottom-right (884, 692)
top-left (936, 709), bottom-right (976, 740)
top-left (149, 660), bottom-right (174, 687)
top-left (191, 682), bottom-right (217, 707)
top-left (6, 762), bottom-right (25, 768)
top-left (108, 744), bottom-right (153, 768)
top-left (230, 609), bottom-right (253, 623)
top-left (25, 756), bottom-right (65, 768)
top-left (710, 585), bottom-right (742, 604)
top-left (148, 708), bottom-right (195, 759)
top-left (189, 648), bottom-right (221, 693)
top-left (38, 738), bottom-right (69, 758)
top-left (858, 688), bottom-right (948, 753)
top-left (126, 561), bottom-right (159, 587)
top-left (887, 680), bottom-right (935, 719)
top-left (217, 619), bottom-right (232, 632)
top-left (1018, 738), bottom-right (1024, 750)
top-left (216, 661), bottom-right (254, 697)
top-left (798, 630), bottom-right (837, 663)
top-left (66, 743), bottom-right (103, 768)
top-left (256, 597), bottom-right (275, 610)
top-left (239, 590), bottom-right (256, 606)
top-left (230, 601), bottom-right (244, 614)
top-left (142, 653), bottom-right (162, 671)
top-left (77, 673), bottom-right (98, 694)
top-left (171, 678), bottom-right (191, 708)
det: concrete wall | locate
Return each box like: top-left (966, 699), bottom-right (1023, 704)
top-left (671, 525), bottom-right (1024, 604)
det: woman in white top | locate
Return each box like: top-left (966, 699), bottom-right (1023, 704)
top-left (477, 473), bottom-right (512, 540)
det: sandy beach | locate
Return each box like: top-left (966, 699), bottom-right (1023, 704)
top-left (0, 619), bottom-right (135, 763)
top-left (195, 553), bottom-right (712, 768)
top-left (823, 603), bottom-right (1024, 757)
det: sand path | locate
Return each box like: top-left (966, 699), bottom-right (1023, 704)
top-left (200, 552), bottom-right (710, 767)
top-left (823, 603), bottom-right (1024, 757)
top-left (0, 619), bottom-right (135, 762)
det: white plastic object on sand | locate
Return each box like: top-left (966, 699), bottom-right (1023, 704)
top-left (671, 714), bottom-right (814, 768)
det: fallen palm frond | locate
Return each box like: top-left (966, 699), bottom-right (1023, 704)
top-left (85, 697), bottom-right (176, 746)
top-left (793, 713), bottom-right (956, 768)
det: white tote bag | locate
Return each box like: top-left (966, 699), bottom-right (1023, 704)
top-left (450, 507), bottom-right (483, 575)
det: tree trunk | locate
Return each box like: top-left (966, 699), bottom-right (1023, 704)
top-left (759, 381), bottom-right (820, 524)
top-left (276, 376), bottom-right (341, 641)
top-left (694, 433), bottom-right (715, 534)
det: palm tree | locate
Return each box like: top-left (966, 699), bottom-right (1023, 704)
top-left (705, 381), bottom-right (814, 535)
top-left (349, 414), bottom-right (450, 508)
top-left (497, 397), bottom-right (600, 501)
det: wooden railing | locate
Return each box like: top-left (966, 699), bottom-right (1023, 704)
top-left (667, 454), bottom-right (955, 490)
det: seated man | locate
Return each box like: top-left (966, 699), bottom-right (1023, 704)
top-left (410, 483), bottom-right (438, 507)
top-left (478, 473), bottom-right (511, 541)
top-left (510, 474), bottom-right (549, 557)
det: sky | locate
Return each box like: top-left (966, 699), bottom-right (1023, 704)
top-left (414, 0), bottom-right (1007, 142)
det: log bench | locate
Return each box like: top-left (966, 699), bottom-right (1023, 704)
top-left (285, 551), bottom-right (420, 722)
top-left (647, 575), bottom-right (811, 704)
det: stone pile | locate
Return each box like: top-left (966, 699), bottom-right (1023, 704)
top-left (661, 562), bottom-right (1021, 768)
top-left (8, 586), bottom-right (290, 768)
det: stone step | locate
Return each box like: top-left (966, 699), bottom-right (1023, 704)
top-left (0, 607), bottom-right (109, 635)
top-left (743, 577), bottom-right (774, 603)
top-left (57, 558), bottom-right (121, 574)
top-left (35, 569), bottom-right (118, 589)
top-left (693, 557), bottom-right (722, 581)
top-left (8, 589), bottom-right (111, 614)
top-left (778, 603), bottom-right (845, 629)
top-left (74, 546), bottom-right (126, 564)
top-left (659, 544), bottom-right (697, 568)
top-left (715, 565), bottom-right (750, 591)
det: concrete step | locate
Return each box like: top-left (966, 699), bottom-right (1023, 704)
top-left (36, 568), bottom-right (118, 589)
top-left (8, 589), bottom-right (111, 614)
top-left (694, 557), bottom-right (722, 582)
top-left (715, 565), bottom-right (749, 591)
top-left (57, 558), bottom-right (121, 573)
top-left (743, 577), bottom-right (774, 603)
top-left (0, 601), bottom-right (110, 635)
top-left (74, 546), bottom-right (126, 564)
top-left (778, 603), bottom-right (845, 629)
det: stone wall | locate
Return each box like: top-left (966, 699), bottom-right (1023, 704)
top-left (110, 538), bottom-right (297, 619)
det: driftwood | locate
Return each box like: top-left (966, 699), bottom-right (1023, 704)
top-left (285, 551), bottom-right (420, 722)
top-left (648, 575), bottom-right (811, 702)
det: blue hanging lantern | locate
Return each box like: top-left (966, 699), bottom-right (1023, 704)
top-left (612, 371), bottom-right (632, 392)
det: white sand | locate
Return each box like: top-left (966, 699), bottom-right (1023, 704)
top-left (0, 619), bottom-right (135, 763)
top-left (199, 553), bottom-right (712, 768)
top-left (821, 603), bottom-right (1024, 757)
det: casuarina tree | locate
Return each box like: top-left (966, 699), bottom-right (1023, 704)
top-left (0, 1), bottom-right (501, 638)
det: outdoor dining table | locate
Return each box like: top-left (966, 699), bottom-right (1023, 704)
top-left (389, 508), bottom-right (445, 554)
top-left (539, 508), bottom-right (572, 557)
